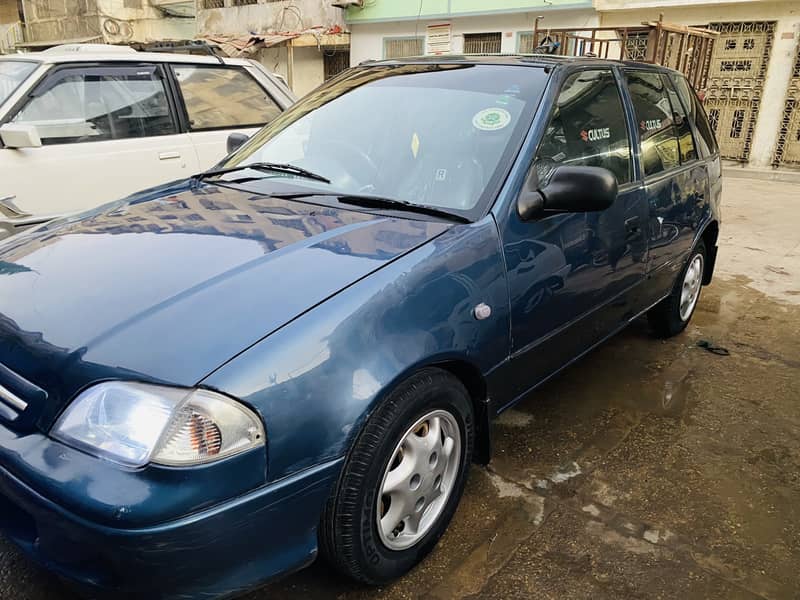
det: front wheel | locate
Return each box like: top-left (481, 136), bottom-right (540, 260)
top-left (648, 240), bottom-right (706, 338)
top-left (319, 368), bottom-right (474, 584)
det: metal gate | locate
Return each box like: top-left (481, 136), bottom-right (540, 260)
top-left (463, 32), bottom-right (501, 54)
top-left (704, 22), bottom-right (775, 161)
top-left (773, 41), bottom-right (800, 166)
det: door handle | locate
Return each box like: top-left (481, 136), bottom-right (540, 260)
top-left (158, 151), bottom-right (181, 160)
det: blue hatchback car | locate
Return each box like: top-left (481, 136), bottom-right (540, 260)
top-left (0, 56), bottom-right (720, 598)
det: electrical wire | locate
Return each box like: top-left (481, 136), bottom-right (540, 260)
top-left (413, 0), bottom-right (423, 43)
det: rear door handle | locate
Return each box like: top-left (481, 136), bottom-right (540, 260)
top-left (159, 151), bottom-right (180, 160)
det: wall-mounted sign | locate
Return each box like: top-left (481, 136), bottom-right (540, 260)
top-left (426, 23), bottom-right (451, 55)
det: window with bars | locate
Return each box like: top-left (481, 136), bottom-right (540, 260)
top-left (518, 31), bottom-right (536, 54)
top-left (383, 37), bottom-right (424, 59)
top-left (463, 32), bottom-right (501, 54)
top-left (202, 0), bottom-right (225, 8)
top-left (232, 0), bottom-right (257, 6)
top-left (324, 49), bottom-right (350, 81)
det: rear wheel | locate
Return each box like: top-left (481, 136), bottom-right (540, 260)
top-left (648, 240), bottom-right (706, 338)
top-left (319, 368), bottom-right (474, 584)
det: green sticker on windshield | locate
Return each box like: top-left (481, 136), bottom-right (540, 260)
top-left (473, 108), bottom-right (511, 131)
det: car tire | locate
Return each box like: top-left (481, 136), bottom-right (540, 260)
top-left (319, 368), bottom-right (474, 585)
top-left (648, 240), bottom-right (707, 338)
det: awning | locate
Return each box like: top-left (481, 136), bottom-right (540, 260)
top-left (199, 26), bottom-right (348, 57)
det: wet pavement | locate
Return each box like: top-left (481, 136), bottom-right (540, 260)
top-left (2, 178), bottom-right (799, 599)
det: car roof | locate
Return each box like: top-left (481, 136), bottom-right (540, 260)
top-left (1, 44), bottom-right (253, 67)
top-left (362, 53), bottom-right (683, 76)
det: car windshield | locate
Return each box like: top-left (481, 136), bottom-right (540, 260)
top-left (0, 60), bottom-right (37, 106)
top-left (221, 63), bottom-right (550, 219)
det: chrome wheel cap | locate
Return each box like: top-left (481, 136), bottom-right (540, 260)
top-left (679, 253), bottom-right (704, 322)
top-left (376, 410), bottom-right (462, 550)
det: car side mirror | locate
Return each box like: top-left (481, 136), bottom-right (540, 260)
top-left (227, 132), bottom-right (249, 155)
top-left (517, 165), bottom-right (618, 221)
top-left (0, 124), bottom-right (42, 149)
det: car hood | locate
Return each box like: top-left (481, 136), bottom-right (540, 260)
top-left (0, 182), bottom-right (449, 411)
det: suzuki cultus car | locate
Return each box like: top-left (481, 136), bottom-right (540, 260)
top-left (0, 55), bottom-right (720, 598)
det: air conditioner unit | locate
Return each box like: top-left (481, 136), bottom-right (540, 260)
top-left (331, 0), bottom-right (363, 8)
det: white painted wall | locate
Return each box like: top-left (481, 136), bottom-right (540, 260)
top-left (600, 2), bottom-right (800, 167)
top-left (292, 45), bottom-right (326, 97)
top-left (349, 9), bottom-right (599, 64)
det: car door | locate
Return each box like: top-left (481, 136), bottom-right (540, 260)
top-left (0, 63), bottom-right (198, 218)
top-left (499, 67), bottom-right (648, 403)
top-left (622, 69), bottom-right (710, 306)
top-left (170, 63), bottom-right (284, 169)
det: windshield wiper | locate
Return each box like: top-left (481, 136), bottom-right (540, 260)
top-left (194, 162), bottom-right (331, 184)
top-left (274, 192), bottom-right (470, 223)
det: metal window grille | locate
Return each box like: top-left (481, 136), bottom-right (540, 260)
top-left (518, 31), bottom-right (535, 54)
top-left (232, 0), bottom-right (257, 6)
top-left (773, 39), bottom-right (800, 165)
top-left (703, 21), bottom-right (775, 162)
top-left (383, 37), bottom-right (424, 59)
top-left (324, 48), bottom-right (350, 80)
top-left (202, 0), bottom-right (225, 8)
top-left (624, 32), bottom-right (650, 61)
top-left (707, 108), bottom-right (720, 132)
top-left (463, 32), bottom-right (501, 54)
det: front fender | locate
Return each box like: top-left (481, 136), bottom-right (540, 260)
top-left (201, 216), bottom-right (510, 481)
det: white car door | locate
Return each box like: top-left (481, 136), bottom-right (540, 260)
top-left (0, 63), bottom-right (199, 218)
top-left (170, 64), bottom-right (284, 169)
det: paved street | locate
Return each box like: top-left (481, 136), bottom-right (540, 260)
top-left (2, 177), bottom-right (799, 600)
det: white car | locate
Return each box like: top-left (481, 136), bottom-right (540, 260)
top-left (0, 44), bottom-right (294, 238)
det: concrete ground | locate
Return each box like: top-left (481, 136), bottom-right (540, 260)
top-left (2, 178), bottom-right (799, 599)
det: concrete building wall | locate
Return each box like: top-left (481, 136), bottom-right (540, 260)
top-left (256, 43), bottom-right (327, 98)
top-left (96, 0), bottom-right (195, 43)
top-left (0, 0), bottom-right (18, 24)
top-left (599, 1), bottom-right (800, 168)
top-left (21, 0), bottom-right (102, 43)
top-left (349, 8), bottom-right (599, 64)
top-left (197, 1), bottom-right (346, 98)
top-left (20, 0), bottom-right (195, 44)
top-left (292, 45), bottom-right (325, 97)
top-left (197, 1), bottom-right (343, 36)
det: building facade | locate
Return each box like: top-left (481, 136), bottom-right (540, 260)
top-left (0, 0), bottom-right (23, 53)
top-left (16, 0), bottom-right (194, 49)
top-left (347, 0), bottom-right (599, 63)
top-left (345, 0), bottom-right (800, 170)
top-left (195, 1), bottom-right (349, 97)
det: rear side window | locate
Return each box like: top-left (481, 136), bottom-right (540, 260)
top-left (173, 65), bottom-right (282, 130)
top-left (664, 75), bottom-right (697, 163)
top-left (12, 65), bottom-right (176, 145)
top-left (670, 74), bottom-right (718, 157)
top-left (533, 69), bottom-right (631, 185)
top-left (625, 70), bottom-right (680, 177)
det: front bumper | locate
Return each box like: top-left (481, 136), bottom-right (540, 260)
top-left (0, 448), bottom-right (342, 599)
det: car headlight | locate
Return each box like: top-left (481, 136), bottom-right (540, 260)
top-left (52, 382), bottom-right (265, 468)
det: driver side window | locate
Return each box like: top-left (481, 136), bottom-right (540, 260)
top-left (12, 65), bottom-right (176, 146)
top-left (533, 69), bottom-right (631, 186)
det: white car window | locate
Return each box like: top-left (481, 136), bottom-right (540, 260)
top-left (12, 65), bottom-right (176, 145)
top-left (173, 65), bottom-right (282, 130)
